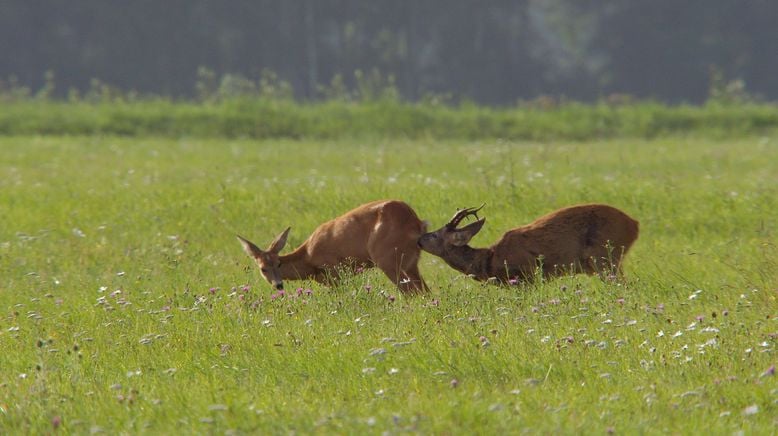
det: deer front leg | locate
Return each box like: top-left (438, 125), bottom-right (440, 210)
top-left (312, 267), bottom-right (341, 288)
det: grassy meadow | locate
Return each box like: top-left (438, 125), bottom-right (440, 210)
top-left (1, 134), bottom-right (776, 434)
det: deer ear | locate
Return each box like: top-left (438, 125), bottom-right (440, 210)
top-left (268, 227), bottom-right (291, 253)
top-left (237, 235), bottom-right (263, 258)
top-left (449, 218), bottom-right (486, 246)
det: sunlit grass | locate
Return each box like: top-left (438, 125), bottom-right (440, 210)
top-left (0, 136), bottom-right (776, 434)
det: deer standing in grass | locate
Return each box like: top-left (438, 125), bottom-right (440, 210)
top-left (418, 204), bottom-right (639, 284)
top-left (237, 200), bottom-right (429, 294)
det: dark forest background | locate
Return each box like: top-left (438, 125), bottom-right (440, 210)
top-left (2, 1), bottom-right (777, 105)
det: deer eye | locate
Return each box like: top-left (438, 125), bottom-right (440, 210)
top-left (260, 268), bottom-right (267, 273)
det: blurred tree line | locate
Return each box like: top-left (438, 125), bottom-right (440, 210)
top-left (1, 0), bottom-right (776, 104)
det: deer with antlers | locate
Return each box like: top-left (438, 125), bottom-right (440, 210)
top-left (418, 204), bottom-right (639, 284)
top-left (237, 200), bottom-right (429, 294)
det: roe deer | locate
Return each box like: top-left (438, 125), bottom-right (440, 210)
top-left (418, 204), bottom-right (639, 284)
top-left (237, 200), bottom-right (429, 294)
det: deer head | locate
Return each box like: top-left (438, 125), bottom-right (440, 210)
top-left (418, 204), bottom-right (486, 256)
top-left (237, 227), bottom-right (290, 290)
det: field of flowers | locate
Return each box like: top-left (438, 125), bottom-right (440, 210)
top-left (0, 135), bottom-right (776, 433)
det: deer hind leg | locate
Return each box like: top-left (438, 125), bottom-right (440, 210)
top-left (368, 221), bottom-right (427, 294)
top-left (403, 262), bottom-right (429, 293)
top-left (395, 244), bottom-right (428, 294)
top-left (372, 249), bottom-right (426, 295)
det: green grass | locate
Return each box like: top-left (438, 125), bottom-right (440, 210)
top-left (0, 135), bottom-right (776, 434)
top-left (1, 99), bottom-right (778, 140)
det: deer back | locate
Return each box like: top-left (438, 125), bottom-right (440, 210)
top-left (303, 199), bottom-right (426, 266)
top-left (491, 204), bottom-right (639, 278)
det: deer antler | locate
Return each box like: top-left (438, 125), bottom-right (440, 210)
top-left (446, 203), bottom-right (485, 229)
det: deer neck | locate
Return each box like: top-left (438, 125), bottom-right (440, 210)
top-left (443, 245), bottom-right (493, 281)
top-left (278, 245), bottom-right (317, 280)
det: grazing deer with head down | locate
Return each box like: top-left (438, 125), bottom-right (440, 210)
top-left (418, 204), bottom-right (639, 284)
top-left (237, 200), bottom-right (429, 294)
